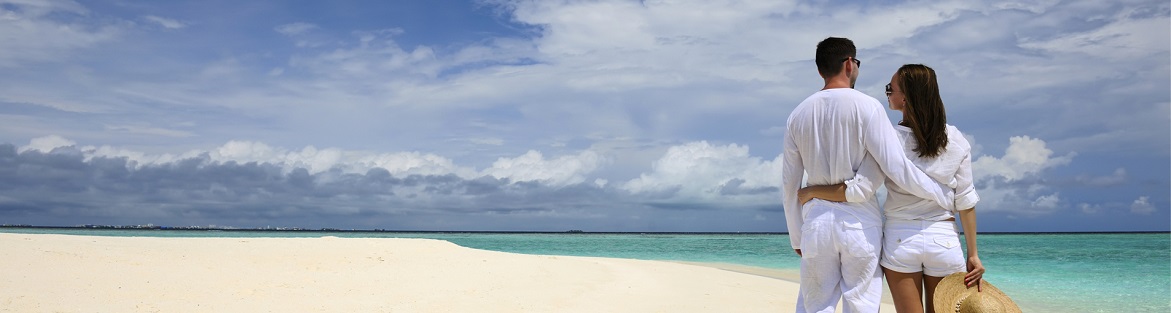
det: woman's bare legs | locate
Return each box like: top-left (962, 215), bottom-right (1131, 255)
top-left (923, 275), bottom-right (946, 313)
top-left (884, 267), bottom-right (924, 313)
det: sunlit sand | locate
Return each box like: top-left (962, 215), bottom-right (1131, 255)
top-left (0, 233), bottom-right (895, 312)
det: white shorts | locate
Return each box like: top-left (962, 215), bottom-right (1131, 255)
top-left (879, 219), bottom-right (965, 277)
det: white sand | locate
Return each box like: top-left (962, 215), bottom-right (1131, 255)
top-left (0, 233), bottom-right (896, 312)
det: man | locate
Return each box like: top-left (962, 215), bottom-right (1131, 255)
top-left (781, 37), bottom-right (955, 313)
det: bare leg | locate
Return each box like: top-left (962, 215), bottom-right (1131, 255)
top-left (923, 275), bottom-right (946, 313)
top-left (883, 267), bottom-right (924, 313)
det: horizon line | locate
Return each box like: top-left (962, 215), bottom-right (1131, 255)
top-left (1, 225), bottom-right (1168, 235)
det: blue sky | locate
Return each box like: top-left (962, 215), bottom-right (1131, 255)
top-left (0, 0), bottom-right (1167, 232)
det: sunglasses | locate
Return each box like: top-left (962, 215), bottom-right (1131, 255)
top-left (885, 83), bottom-right (893, 96)
top-left (842, 57), bottom-right (860, 68)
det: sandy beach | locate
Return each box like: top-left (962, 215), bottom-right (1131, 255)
top-left (0, 233), bottom-right (896, 312)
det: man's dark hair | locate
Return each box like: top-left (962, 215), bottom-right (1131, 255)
top-left (815, 37), bottom-right (856, 78)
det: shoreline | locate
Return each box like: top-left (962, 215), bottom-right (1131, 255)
top-left (1, 233), bottom-right (896, 312)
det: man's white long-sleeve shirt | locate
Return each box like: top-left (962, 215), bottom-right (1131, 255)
top-left (782, 88), bottom-right (954, 249)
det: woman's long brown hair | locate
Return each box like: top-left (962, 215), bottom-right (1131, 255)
top-left (897, 64), bottom-right (948, 158)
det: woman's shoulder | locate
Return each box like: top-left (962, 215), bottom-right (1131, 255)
top-left (944, 124), bottom-right (966, 139)
top-left (944, 125), bottom-right (971, 153)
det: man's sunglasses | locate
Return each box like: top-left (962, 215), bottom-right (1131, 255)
top-left (885, 83), bottom-right (892, 96)
top-left (843, 57), bottom-right (861, 68)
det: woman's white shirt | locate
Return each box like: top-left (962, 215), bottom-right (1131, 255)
top-left (845, 124), bottom-right (979, 221)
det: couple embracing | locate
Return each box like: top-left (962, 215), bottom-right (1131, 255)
top-left (782, 37), bottom-right (1008, 313)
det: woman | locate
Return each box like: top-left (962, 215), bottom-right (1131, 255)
top-left (797, 64), bottom-right (983, 313)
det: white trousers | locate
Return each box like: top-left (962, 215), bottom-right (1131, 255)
top-left (796, 203), bottom-right (883, 313)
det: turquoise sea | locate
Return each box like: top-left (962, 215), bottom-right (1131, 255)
top-left (3, 228), bottom-right (1168, 312)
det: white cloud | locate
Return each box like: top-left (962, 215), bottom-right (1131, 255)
top-left (25, 135), bottom-right (614, 187)
top-left (481, 150), bottom-right (604, 186)
top-left (144, 15), bottom-right (186, 29)
top-left (351, 150), bottom-right (473, 178)
top-left (205, 140), bottom-right (479, 178)
top-left (973, 136), bottom-right (1074, 182)
top-left (213, 140), bottom-right (281, 164)
top-left (971, 136), bottom-right (1075, 214)
top-left (18, 135), bottom-right (76, 153)
top-left (1032, 193), bottom-right (1060, 210)
top-left (622, 141), bottom-right (780, 204)
top-left (1131, 196), bottom-right (1155, 214)
top-left (50, 138), bottom-right (477, 178)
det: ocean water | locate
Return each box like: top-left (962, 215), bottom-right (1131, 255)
top-left (3, 228), bottom-right (1167, 312)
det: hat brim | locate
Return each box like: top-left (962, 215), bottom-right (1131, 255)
top-left (933, 272), bottom-right (1022, 313)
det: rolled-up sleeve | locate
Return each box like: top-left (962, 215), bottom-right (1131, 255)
top-left (843, 153), bottom-right (882, 203)
top-left (954, 150), bottom-right (979, 211)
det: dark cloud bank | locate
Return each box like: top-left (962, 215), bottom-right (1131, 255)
top-left (0, 144), bottom-right (783, 231)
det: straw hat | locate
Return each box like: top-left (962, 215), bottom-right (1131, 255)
top-left (933, 272), bottom-right (1022, 313)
